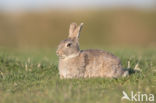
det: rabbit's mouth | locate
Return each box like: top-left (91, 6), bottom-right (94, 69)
top-left (57, 54), bottom-right (66, 59)
top-left (60, 53), bottom-right (80, 60)
top-left (59, 56), bottom-right (66, 59)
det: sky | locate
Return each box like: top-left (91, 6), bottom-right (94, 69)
top-left (0, 0), bottom-right (155, 11)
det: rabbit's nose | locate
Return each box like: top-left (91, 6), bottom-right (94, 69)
top-left (56, 51), bottom-right (59, 55)
top-left (56, 50), bottom-right (60, 56)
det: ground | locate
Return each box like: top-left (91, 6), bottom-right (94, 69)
top-left (0, 48), bottom-right (155, 103)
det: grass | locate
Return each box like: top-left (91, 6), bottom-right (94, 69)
top-left (0, 48), bottom-right (156, 103)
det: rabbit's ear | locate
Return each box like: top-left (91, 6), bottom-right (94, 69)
top-left (69, 23), bottom-right (77, 38)
top-left (68, 23), bottom-right (84, 39)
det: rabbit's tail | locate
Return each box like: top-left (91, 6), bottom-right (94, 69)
top-left (122, 69), bottom-right (129, 77)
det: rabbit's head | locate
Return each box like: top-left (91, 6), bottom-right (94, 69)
top-left (56, 22), bottom-right (83, 59)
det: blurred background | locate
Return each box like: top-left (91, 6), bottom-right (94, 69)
top-left (0, 0), bottom-right (156, 49)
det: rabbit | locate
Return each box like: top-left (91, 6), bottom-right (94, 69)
top-left (56, 22), bottom-right (129, 79)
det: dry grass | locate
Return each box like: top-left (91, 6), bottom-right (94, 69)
top-left (0, 9), bottom-right (156, 48)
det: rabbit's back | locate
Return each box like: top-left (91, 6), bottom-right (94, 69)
top-left (81, 49), bottom-right (124, 78)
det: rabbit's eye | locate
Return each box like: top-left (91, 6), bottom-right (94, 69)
top-left (67, 43), bottom-right (72, 47)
